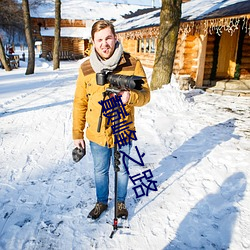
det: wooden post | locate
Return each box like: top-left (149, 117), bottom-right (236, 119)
top-left (195, 32), bottom-right (207, 88)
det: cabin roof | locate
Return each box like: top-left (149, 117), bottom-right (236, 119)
top-left (115, 8), bottom-right (160, 33)
top-left (30, 0), bottom-right (151, 20)
top-left (182, 0), bottom-right (250, 21)
top-left (115, 0), bottom-right (250, 32)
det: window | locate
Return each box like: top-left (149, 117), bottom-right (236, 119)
top-left (137, 38), bottom-right (156, 54)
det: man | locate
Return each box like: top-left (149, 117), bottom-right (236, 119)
top-left (72, 20), bottom-right (150, 220)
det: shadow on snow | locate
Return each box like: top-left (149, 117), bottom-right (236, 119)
top-left (0, 100), bottom-right (73, 117)
top-left (164, 172), bottom-right (247, 249)
top-left (131, 118), bottom-right (239, 211)
top-left (127, 118), bottom-right (242, 247)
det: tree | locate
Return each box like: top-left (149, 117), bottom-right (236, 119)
top-left (0, 0), bottom-right (24, 43)
top-left (150, 0), bottom-right (182, 90)
top-left (53, 0), bottom-right (61, 70)
top-left (22, 0), bottom-right (35, 75)
top-left (0, 37), bottom-right (11, 71)
top-left (0, 0), bottom-right (23, 71)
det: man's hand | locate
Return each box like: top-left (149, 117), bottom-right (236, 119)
top-left (119, 90), bottom-right (130, 104)
top-left (74, 139), bottom-right (85, 149)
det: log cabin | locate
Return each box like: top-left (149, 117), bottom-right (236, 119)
top-left (31, 18), bottom-right (92, 60)
top-left (30, 1), bottom-right (152, 61)
top-left (115, 0), bottom-right (250, 93)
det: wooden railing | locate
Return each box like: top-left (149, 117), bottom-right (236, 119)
top-left (46, 51), bottom-right (83, 61)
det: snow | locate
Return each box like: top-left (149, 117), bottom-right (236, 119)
top-left (30, 0), bottom-right (153, 20)
top-left (93, 0), bottom-right (161, 7)
top-left (40, 27), bottom-right (92, 39)
top-left (0, 48), bottom-right (250, 249)
top-left (115, 0), bottom-right (249, 32)
top-left (182, 0), bottom-right (249, 21)
top-left (114, 9), bottom-right (160, 32)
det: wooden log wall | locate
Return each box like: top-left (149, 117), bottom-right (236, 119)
top-left (72, 38), bottom-right (87, 56)
top-left (134, 53), bottom-right (156, 68)
top-left (120, 31), bottom-right (200, 78)
top-left (41, 37), bottom-right (86, 58)
top-left (183, 35), bottom-right (198, 79)
top-left (32, 18), bottom-right (86, 29)
top-left (120, 38), bottom-right (156, 68)
top-left (61, 38), bottom-right (74, 52)
top-left (173, 34), bottom-right (185, 75)
top-left (173, 34), bottom-right (199, 80)
top-left (120, 39), bottom-right (137, 54)
top-left (41, 37), bottom-right (53, 58)
top-left (203, 34), bottom-right (215, 82)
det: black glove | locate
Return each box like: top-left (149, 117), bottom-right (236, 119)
top-left (72, 146), bottom-right (86, 162)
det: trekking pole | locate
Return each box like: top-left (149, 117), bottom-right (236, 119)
top-left (97, 91), bottom-right (108, 133)
top-left (110, 104), bottom-right (121, 238)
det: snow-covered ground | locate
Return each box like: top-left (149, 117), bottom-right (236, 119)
top-left (0, 50), bottom-right (249, 250)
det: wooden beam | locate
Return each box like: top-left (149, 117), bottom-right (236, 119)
top-left (195, 32), bottom-right (207, 87)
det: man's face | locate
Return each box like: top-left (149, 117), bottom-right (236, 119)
top-left (93, 27), bottom-right (117, 60)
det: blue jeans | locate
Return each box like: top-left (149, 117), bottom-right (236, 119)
top-left (90, 141), bottom-right (131, 205)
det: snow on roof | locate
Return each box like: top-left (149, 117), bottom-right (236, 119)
top-left (114, 0), bottom-right (250, 32)
top-left (114, 8), bottom-right (160, 32)
top-left (30, 0), bottom-right (151, 20)
top-left (182, 0), bottom-right (250, 21)
top-left (40, 27), bottom-right (91, 39)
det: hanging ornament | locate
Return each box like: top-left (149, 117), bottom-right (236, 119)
top-left (179, 15), bottom-right (250, 37)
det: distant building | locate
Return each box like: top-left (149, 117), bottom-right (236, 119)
top-left (30, 1), bottom-right (151, 60)
top-left (31, 18), bottom-right (92, 60)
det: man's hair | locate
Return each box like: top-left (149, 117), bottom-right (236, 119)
top-left (91, 20), bottom-right (116, 40)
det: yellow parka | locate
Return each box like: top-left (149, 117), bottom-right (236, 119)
top-left (72, 52), bottom-right (150, 148)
